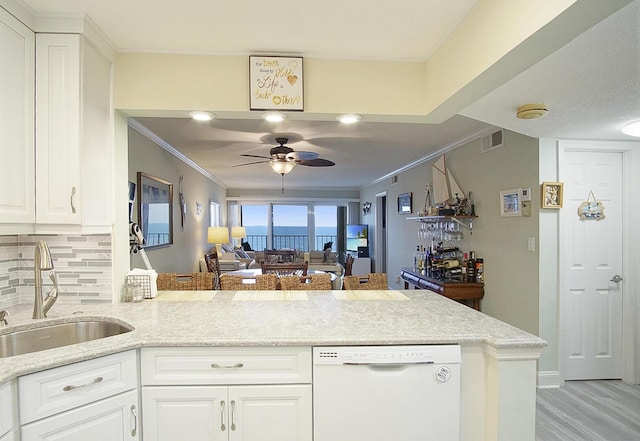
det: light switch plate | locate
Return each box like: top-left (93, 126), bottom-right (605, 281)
top-left (527, 237), bottom-right (536, 252)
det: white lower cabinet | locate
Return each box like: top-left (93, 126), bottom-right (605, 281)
top-left (140, 347), bottom-right (312, 441)
top-left (142, 385), bottom-right (311, 441)
top-left (21, 390), bottom-right (138, 441)
top-left (18, 350), bottom-right (139, 441)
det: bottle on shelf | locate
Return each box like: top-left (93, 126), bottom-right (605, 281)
top-left (475, 258), bottom-right (484, 283)
top-left (414, 245), bottom-right (420, 269)
top-left (466, 251), bottom-right (476, 282)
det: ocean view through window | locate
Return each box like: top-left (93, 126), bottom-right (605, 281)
top-left (241, 204), bottom-right (338, 252)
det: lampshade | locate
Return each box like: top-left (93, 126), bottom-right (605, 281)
top-left (231, 226), bottom-right (246, 239)
top-left (207, 226), bottom-right (229, 244)
top-left (270, 160), bottom-right (296, 175)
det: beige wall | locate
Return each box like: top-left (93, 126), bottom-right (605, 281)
top-left (128, 126), bottom-right (227, 273)
top-left (361, 130), bottom-right (540, 335)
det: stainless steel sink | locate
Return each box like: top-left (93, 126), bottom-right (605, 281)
top-left (0, 319), bottom-right (133, 358)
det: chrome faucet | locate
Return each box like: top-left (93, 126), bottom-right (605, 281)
top-left (33, 240), bottom-right (58, 319)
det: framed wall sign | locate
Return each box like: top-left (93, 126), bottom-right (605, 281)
top-left (500, 188), bottom-right (522, 217)
top-left (397, 192), bottom-right (412, 214)
top-left (249, 56), bottom-right (303, 111)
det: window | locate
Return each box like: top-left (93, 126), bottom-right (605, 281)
top-left (273, 205), bottom-right (308, 250)
top-left (210, 201), bottom-right (220, 227)
top-left (239, 203), bottom-right (340, 252)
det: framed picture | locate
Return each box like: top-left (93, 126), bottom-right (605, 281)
top-left (137, 172), bottom-right (173, 248)
top-left (541, 182), bottom-right (563, 209)
top-left (500, 188), bottom-right (522, 217)
top-left (397, 192), bottom-right (412, 214)
top-left (249, 55), bottom-right (303, 111)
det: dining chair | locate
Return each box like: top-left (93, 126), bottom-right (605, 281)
top-left (278, 273), bottom-right (332, 290)
top-left (263, 249), bottom-right (297, 264)
top-left (260, 261), bottom-right (308, 277)
top-left (343, 273), bottom-right (388, 290)
top-left (344, 254), bottom-right (354, 276)
top-left (204, 249), bottom-right (222, 289)
top-left (219, 273), bottom-right (278, 290)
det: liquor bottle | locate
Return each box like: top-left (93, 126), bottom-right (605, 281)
top-left (475, 258), bottom-right (484, 283)
top-left (466, 251), bottom-right (476, 282)
top-left (414, 245), bottom-right (420, 269)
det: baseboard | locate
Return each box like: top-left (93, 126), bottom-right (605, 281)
top-left (537, 370), bottom-right (561, 388)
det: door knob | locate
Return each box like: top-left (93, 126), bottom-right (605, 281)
top-left (610, 274), bottom-right (623, 283)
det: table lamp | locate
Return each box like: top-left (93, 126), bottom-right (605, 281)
top-left (207, 226), bottom-right (229, 254)
top-left (231, 226), bottom-right (246, 247)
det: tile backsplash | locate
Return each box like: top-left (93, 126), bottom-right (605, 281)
top-left (0, 234), bottom-right (113, 310)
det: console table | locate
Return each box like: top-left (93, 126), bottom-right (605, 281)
top-left (400, 267), bottom-right (484, 311)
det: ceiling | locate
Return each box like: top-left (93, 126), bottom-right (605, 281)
top-left (18, 0), bottom-right (640, 191)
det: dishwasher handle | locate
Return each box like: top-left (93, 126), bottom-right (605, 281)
top-left (343, 360), bottom-right (435, 366)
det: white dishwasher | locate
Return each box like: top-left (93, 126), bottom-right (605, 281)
top-left (313, 345), bottom-right (461, 441)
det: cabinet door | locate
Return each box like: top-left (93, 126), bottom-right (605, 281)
top-left (21, 390), bottom-right (139, 441)
top-left (0, 8), bottom-right (35, 225)
top-left (142, 386), bottom-right (227, 441)
top-left (35, 33), bottom-right (81, 224)
top-left (229, 385), bottom-right (312, 441)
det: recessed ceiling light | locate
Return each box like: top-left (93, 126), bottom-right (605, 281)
top-left (516, 104), bottom-right (548, 120)
top-left (262, 112), bottom-right (286, 123)
top-left (337, 114), bottom-right (361, 124)
top-left (189, 111), bottom-right (214, 121)
top-left (622, 120), bottom-right (640, 137)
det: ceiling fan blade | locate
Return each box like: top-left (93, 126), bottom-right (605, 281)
top-left (298, 158), bottom-right (335, 167)
top-left (232, 160), bottom-right (270, 167)
top-left (241, 154), bottom-right (271, 159)
top-left (287, 151), bottom-right (319, 161)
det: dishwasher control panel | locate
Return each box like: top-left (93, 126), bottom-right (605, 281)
top-left (313, 345), bottom-right (460, 365)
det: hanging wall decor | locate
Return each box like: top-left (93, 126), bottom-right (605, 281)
top-left (541, 181), bottom-right (563, 209)
top-left (577, 191), bottom-right (605, 220)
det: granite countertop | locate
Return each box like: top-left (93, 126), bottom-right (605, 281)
top-left (0, 290), bottom-right (545, 383)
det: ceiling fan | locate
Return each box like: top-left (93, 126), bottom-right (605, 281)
top-left (233, 137), bottom-right (335, 176)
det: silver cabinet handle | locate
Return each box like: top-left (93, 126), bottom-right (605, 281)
top-left (610, 274), bottom-right (623, 283)
top-left (211, 363), bottom-right (243, 369)
top-left (63, 376), bottom-right (103, 391)
top-left (130, 404), bottom-right (137, 437)
top-left (220, 400), bottom-right (226, 431)
top-left (70, 186), bottom-right (77, 214)
top-left (230, 400), bottom-right (236, 431)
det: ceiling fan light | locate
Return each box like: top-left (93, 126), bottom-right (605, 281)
top-left (270, 160), bottom-right (296, 175)
top-left (262, 112), bottom-right (286, 123)
top-left (337, 114), bottom-right (361, 124)
top-left (622, 120), bottom-right (640, 137)
top-left (189, 111), bottom-right (215, 121)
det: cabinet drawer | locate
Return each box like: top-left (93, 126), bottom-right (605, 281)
top-left (141, 347), bottom-right (311, 385)
top-left (19, 350), bottom-right (137, 424)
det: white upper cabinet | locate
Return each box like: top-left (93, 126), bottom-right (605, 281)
top-left (35, 32), bottom-right (113, 228)
top-left (0, 8), bottom-right (35, 225)
top-left (35, 33), bottom-right (82, 225)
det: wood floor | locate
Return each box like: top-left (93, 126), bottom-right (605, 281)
top-left (536, 380), bottom-right (640, 441)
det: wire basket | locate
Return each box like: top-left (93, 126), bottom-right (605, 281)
top-left (126, 274), bottom-right (152, 299)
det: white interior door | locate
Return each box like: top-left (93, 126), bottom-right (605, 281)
top-left (561, 150), bottom-right (623, 380)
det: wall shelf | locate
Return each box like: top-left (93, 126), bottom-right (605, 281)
top-left (407, 215), bottom-right (478, 234)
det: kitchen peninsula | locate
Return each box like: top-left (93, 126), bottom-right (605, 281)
top-left (0, 290), bottom-right (545, 441)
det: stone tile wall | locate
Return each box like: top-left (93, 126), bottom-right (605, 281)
top-left (0, 234), bottom-right (113, 310)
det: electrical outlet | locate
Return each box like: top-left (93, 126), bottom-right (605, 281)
top-left (527, 237), bottom-right (536, 252)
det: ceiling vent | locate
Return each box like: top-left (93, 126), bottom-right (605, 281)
top-left (481, 129), bottom-right (504, 153)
